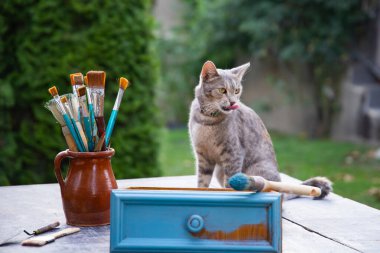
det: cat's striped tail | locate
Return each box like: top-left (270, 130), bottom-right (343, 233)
top-left (301, 176), bottom-right (332, 199)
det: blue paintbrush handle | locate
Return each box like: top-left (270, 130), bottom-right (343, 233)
top-left (83, 116), bottom-right (94, 152)
top-left (63, 114), bottom-right (84, 152)
top-left (71, 118), bottom-right (86, 152)
top-left (89, 104), bottom-right (96, 135)
top-left (105, 110), bottom-right (118, 147)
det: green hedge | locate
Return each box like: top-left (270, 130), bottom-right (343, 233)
top-left (0, 0), bottom-right (161, 185)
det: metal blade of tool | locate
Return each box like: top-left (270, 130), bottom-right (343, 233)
top-left (0, 221), bottom-right (60, 246)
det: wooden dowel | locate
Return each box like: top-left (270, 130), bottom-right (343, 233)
top-left (127, 187), bottom-right (238, 192)
top-left (265, 181), bottom-right (321, 197)
top-left (61, 126), bottom-right (78, 152)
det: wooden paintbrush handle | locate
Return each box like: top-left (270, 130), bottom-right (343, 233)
top-left (94, 133), bottom-right (105, 152)
top-left (52, 228), bottom-right (80, 239)
top-left (34, 221), bottom-right (60, 235)
top-left (75, 121), bottom-right (88, 151)
top-left (62, 126), bottom-right (78, 152)
top-left (266, 181), bottom-right (321, 197)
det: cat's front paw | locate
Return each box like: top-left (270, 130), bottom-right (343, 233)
top-left (198, 179), bottom-right (210, 188)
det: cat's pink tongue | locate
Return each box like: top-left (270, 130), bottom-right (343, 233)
top-left (228, 104), bottom-right (239, 110)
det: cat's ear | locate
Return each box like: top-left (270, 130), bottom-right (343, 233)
top-left (231, 62), bottom-right (250, 81)
top-left (201, 60), bottom-right (219, 82)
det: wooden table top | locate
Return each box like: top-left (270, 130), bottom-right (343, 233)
top-left (0, 174), bottom-right (379, 253)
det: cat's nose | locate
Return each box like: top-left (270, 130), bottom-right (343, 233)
top-left (228, 101), bottom-right (239, 110)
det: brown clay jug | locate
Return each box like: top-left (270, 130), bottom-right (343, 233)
top-left (54, 148), bottom-right (118, 226)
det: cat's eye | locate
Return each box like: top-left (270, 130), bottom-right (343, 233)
top-left (218, 88), bottom-right (227, 94)
top-left (235, 89), bottom-right (240, 94)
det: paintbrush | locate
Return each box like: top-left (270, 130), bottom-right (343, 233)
top-left (48, 86), bottom-right (83, 152)
top-left (94, 133), bottom-right (105, 152)
top-left (70, 73), bottom-right (83, 94)
top-left (105, 77), bottom-right (129, 147)
top-left (84, 75), bottom-right (98, 146)
top-left (61, 95), bottom-right (88, 152)
top-left (86, 70), bottom-right (106, 151)
top-left (70, 73), bottom-right (83, 122)
top-left (0, 221), bottom-right (60, 246)
top-left (22, 227), bottom-right (80, 246)
top-left (229, 173), bottom-right (321, 197)
top-left (77, 86), bottom-right (94, 151)
top-left (45, 100), bottom-right (78, 152)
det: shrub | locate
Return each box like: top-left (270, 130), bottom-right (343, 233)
top-left (0, 0), bottom-right (161, 185)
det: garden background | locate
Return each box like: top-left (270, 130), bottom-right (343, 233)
top-left (1, 0), bottom-right (380, 209)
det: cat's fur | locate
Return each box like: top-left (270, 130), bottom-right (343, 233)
top-left (189, 60), bottom-right (332, 199)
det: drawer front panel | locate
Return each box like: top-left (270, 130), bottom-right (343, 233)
top-left (111, 190), bottom-right (281, 253)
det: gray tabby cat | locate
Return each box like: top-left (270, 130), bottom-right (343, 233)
top-left (189, 60), bottom-right (332, 199)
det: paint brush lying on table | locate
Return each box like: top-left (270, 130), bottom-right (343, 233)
top-left (229, 173), bottom-right (322, 198)
top-left (22, 228), bottom-right (80, 246)
top-left (0, 222), bottom-right (60, 246)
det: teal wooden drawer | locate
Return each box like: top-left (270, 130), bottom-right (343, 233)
top-left (110, 189), bottom-right (282, 253)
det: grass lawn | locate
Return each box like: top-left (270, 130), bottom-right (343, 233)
top-left (159, 128), bottom-right (380, 210)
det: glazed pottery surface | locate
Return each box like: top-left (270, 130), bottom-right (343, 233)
top-left (54, 148), bottom-right (118, 226)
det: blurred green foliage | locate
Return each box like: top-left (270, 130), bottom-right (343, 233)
top-left (160, 0), bottom-right (371, 134)
top-left (0, 0), bottom-right (161, 185)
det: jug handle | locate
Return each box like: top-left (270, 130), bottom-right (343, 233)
top-left (54, 150), bottom-right (70, 190)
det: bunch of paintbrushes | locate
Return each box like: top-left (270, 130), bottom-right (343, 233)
top-left (45, 71), bottom-right (129, 152)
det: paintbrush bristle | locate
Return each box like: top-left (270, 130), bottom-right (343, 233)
top-left (67, 94), bottom-right (79, 119)
top-left (84, 76), bottom-right (88, 85)
top-left (48, 86), bottom-right (58, 97)
top-left (70, 74), bottom-right (75, 85)
top-left (229, 173), bottom-right (250, 191)
top-left (70, 73), bottom-right (81, 86)
top-left (22, 236), bottom-right (52, 246)
top-left (60, 96), bottom-right (68, 104)
top-left (119, 77), bottom-right (129, 90)
top-left (73, 74), bottom-right (84, 85)
top-left (86, 71), bottom-right (106, 88)
top-left (45, 100), bottom-right (65, 125)
top-left (78, 86), bottom-right (87, 97)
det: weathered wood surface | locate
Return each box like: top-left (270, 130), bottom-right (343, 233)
top-left (0, 174), bottom-right (379, 253)
top-left (281, 174), bottom-right (380, 253)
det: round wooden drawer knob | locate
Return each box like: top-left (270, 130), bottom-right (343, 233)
top-left (187, 214), bottom-right (204, 233)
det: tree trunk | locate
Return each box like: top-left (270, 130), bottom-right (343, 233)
top-left (308, 62), bottom-right (334, 138)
